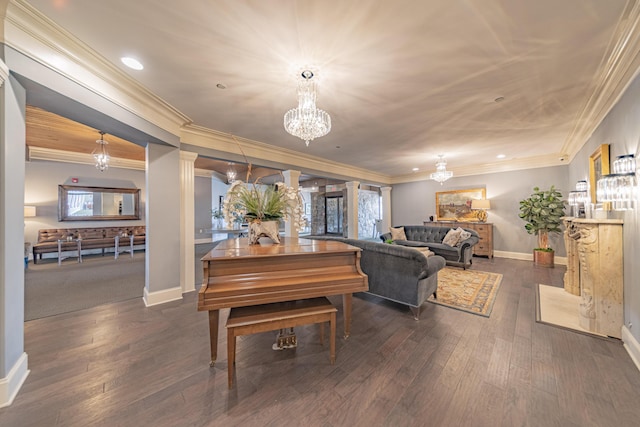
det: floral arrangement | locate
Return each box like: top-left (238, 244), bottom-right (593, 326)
top-left (222, 180), bottom-right (307, 231)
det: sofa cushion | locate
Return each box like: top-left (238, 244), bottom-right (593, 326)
top-left (393, 239), bottom-right (430, 248)
top-left (443, 228), bottom-right (463, 246)
top-left (390, 226), bottom-right (407, 241)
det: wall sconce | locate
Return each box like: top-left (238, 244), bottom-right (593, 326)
top-left (471, 199), bottom-right (490, 222)
top-left (568, 181), bottom-right (589, 217)
top-left (596, 154), bottom-right (636, 210)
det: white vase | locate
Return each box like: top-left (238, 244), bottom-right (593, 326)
top-left (248, 220), bottom-right (280, 245)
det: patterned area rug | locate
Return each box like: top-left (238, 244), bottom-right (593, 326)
top-left (428, 267), bottom-right (503, 317)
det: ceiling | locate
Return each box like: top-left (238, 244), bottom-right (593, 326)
top-left (22, 0), bottom-right (633, 179)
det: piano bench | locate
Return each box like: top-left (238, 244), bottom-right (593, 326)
top-left (225, 297), bottom-right (337, 388)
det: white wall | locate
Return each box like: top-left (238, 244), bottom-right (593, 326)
top-left (391, 165), bottom-right (570, 256)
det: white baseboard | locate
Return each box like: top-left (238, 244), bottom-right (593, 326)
top-left (622, 325), bottom-right (640, 372)
top-left (0, 352), bottom-right (29, 408)
top-left (493, 251), bottom-right (567, 266)
top-left (143, 286), bottom-right (183, 307)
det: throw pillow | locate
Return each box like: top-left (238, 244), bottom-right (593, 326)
top-left (443, 228), bottom-right (462, 246)
top-left (456, 227), bottom-right (472, 245)
top-left (390, 226), bottom-right (407, 241)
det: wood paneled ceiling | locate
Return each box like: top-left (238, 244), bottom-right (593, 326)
top-left (25, 106), bottom-right (256, 177)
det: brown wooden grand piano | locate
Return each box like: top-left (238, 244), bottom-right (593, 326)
top-left (198, 237), bottom-right (368, 365)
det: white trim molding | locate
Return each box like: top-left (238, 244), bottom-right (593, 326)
top-left (493, 250), bottom-right (568, 266)
top-left (622, 325), bottom-right (640, 373)
top-left (0, 352), bottom-right (29, 408)
top-left (143, 286), bottom-right (183, 307)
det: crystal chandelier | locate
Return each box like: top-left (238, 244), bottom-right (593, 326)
top-left (93, 131), bottom-right (110, 172)
top-left (283, 70), bottom-right (331, 146)
top-left (226, 163), bottom-right (237, 183)
top-left (430, 155), bottom-right (453, 185)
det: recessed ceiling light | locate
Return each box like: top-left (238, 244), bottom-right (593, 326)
top-left (412, 167), bottom-right (419, 172)
top-left (216, 83), bottom-right (227, 89)
top-left (494, 96), bottom-right (505, 103)
top-left (336, 146), bottom-right (341, 149)
top-left (497, 154), bottom-right (506, 159)
top-left (121, 57), bottom-right (143, 70)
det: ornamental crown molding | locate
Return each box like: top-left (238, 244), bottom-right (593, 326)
top-left (561, 0), bottom-right (640, 157)
top-left (180, 124), bottom-right (392, 186)
top-left (28, 146), bottom-right (144, 170)
top-left (5, 0), bottom-right (191, 134)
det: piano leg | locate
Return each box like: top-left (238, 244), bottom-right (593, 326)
top-left (208, 310), bottom-right (220, 366)
top-left (342, 293), bottom-right (352, 339)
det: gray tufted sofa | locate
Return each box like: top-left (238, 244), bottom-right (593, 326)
top-left (305, 235), bottom-right (446, 319)
top-left (380, 225), bottom-right (479, 269)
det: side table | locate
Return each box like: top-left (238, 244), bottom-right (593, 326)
top-left (114, 234), bottom-right (134, 259)
top-left (57, 238), bottom-right (82, 266)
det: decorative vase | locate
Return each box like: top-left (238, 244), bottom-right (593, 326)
top-left (248, 220), bottom-right (280, 245)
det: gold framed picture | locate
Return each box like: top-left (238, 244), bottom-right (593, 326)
top-left (436, 188), bottom-right (486, 221)
top-left (589, 144), bottom-right (610, 203)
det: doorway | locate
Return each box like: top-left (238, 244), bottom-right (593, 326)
top-left (325, 196), bottom-right (343, 234)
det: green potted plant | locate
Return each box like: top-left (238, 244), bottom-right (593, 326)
top-left (518, 185), bottom-right (566, 267)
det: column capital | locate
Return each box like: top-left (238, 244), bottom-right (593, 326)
top-left (381, 186), bottom-right (392, 193)
top-left (282, 170), bottom-right (301, 181)
top-left (180, 150), bottom-right (198, 162)
top-left (346, 181), bottom-right (360, 189)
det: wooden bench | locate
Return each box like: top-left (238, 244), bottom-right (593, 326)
top-left (225, 297), bottom-right (337, 388)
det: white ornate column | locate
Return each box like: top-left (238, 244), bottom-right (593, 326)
top-left (381, 186), bottom-right (392, 233)
top-left (180, 151), bottom-right (198, 293)
top-left (283, 170), bottom-right (301, 238)
top-left (573, 219), bottom-right (623, 338)
top-left (346, 181), bottom-right (359, 238)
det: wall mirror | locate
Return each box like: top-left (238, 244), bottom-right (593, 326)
top-left (58, 185), bottom-right (141, 221)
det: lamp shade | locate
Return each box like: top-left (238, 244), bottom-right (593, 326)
top-left (24, 206), bottom-right (36, 217)
top-left (471, 199), bottom-right (491, 210)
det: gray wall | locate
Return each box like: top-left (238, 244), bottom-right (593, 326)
top-left (567, 70), bottom-right (640, 344)
top-left (391, 165), bottom-right (570, 256)
top-left (24, 160), bottom-right (146, 257)
top-left (194, 175), bottom-right (212, 240)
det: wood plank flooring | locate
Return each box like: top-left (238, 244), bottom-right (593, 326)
top-left (2, 257), bottom-right (640, 426)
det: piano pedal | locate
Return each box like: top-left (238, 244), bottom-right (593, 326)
top-left (272, 328), bottom-right (297, 350)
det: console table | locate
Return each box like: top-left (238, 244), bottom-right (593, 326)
top-left (426, 221), bottom-right (494, 258)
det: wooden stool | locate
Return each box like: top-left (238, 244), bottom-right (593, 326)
top-left (225, 297), bottom-right (337, 388)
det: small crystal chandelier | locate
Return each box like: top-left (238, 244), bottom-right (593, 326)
top-left (284, 70), bottom-right (331, 146)
top-left (92, 131), bottom-right (110, 172)
top-left (430, 155), bottom-right (453, 185)
top-left (226, 163), bottom-right (237, 183)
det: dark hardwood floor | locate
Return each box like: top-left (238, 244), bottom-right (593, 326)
top-left (2, 257), bottom-right (640, 426)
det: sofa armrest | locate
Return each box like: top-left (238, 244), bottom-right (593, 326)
top-left (457, 235), bottom-right (479, 252)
